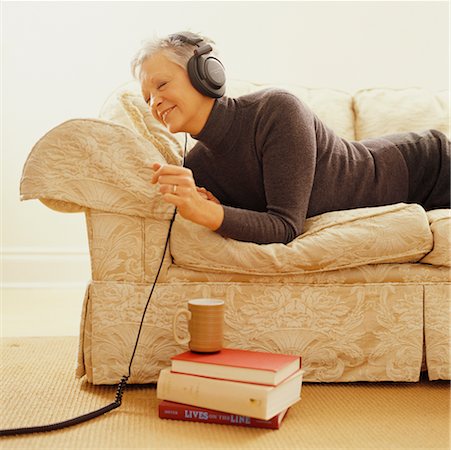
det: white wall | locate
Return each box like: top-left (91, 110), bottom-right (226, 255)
top-left (2, 1), bottom-right (449, 287)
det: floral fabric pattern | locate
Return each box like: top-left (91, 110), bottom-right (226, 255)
top-left (171, 203), bottom-right (434, 275)
top-left (420, 210), bottom-right (451, 267)
top-left (20, 81), bottom-right (450, 383)
top-left (424, 285), bottom-right (451, 380)
top-left (77, 280), bottom-right (424, 384)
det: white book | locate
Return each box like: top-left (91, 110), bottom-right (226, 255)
top-left (156, 368), bottom-right (304, 421)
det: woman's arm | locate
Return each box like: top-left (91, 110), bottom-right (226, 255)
top-left (151, 162), bottom-right (224, 230)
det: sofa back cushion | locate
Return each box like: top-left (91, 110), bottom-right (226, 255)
top-left (171, 203), bottom-right (433, 275)
top-left (353, 88), bottom-right (449, 140)
top-left (100, 81), bottom-right (449, 163)
top-left (99, 79), bottom-right (356, 148)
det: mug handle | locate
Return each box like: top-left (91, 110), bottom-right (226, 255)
top-left (173, 309), bottom-right (192, 346)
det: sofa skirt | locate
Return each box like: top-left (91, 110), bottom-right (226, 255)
top-left (73, 279), bottom-right (445, 385)
top-left (424, 284), bottom-right (451, 380)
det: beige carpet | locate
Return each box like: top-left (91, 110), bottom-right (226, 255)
top-left (0, 337), bottom-right (449, 450)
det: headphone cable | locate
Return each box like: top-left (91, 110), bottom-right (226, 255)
top-left (0, 134), bottom-right (188, 437)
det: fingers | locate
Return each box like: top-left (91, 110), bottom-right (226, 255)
top-left (160, 184), bottom-right (190, 196)
top-left (196, 187), bottom-right (221, 204)
top-left (151, 165), bottom-right (220, 204)
top-left (151, 163), bottom-right (197, 203)
top-left (151, 162), bottom-right (162, 177)
top-left (151, 163), bottom-right (193, 184)
top-left (160, 183), bottom-right (199, 211)
top-left (157, 174), bottom-right (194, 188)
top-left (196, 187), bottom-right (209, 200)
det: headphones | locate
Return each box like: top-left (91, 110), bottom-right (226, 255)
top-left (168, 32), bottom-right (226, 98)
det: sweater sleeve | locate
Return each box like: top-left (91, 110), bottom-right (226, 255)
top-left (216, 92), bottom-right (317, 244)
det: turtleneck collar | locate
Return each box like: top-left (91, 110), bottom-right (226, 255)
top-left (191, 96), bottom-right (237, 149)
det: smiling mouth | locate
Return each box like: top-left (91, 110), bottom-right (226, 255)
top-left (161, 106), bottom-right (176, 123)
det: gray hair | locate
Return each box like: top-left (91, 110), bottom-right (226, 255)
top-left (130, 31), bottom-right (218, 81)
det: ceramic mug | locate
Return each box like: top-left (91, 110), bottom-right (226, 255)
top-left (172, 298), bottom-right (224, 353)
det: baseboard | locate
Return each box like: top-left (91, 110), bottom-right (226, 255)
top-left (2, 247), bottom-right (91, 289)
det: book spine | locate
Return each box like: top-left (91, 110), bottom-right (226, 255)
top-left (158, 402), bottom-right (282, 429)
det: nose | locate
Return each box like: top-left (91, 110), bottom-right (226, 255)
top-left (149, 92), bottom-right (167, 124)
top-left (149, 91), bottom-right (163, 108)
top-left (149, 92), bottom-right (164, 117)
top-left (149, 93), bottom-right (157, 106)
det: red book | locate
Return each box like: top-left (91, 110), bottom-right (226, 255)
top-left (158, 400), bottom-right (289, 429)
top-left (171, 348), bottom-right (301, 386)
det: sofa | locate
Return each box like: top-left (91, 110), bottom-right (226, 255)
top-left (20, 79), bottom-right (450, 384)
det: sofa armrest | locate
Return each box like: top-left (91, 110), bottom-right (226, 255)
top-left (20, 118), bottom-right (174, 220)
top-left (420, 210), bottom-right (451, 267)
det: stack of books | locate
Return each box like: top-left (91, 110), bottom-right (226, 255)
top-left (156, 348), bottom-right (303, 429)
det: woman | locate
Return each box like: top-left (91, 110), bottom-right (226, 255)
top-left (131, 31), bottom-right (450, 245)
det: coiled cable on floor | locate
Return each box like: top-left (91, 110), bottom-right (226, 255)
top-left (0, 376), bottom-right (129, 436)
top-left (0, 135), bottom-right (187, 437)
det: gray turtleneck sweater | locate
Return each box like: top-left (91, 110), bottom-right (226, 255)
top-left (186, 88), bottom-right (408, 244)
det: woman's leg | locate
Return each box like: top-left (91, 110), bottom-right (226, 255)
top-left (384, 129), bottom-right (450, 210)
top-left (425, 129), bottom-right (451, 209)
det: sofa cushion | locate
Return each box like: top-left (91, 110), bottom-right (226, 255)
top-left (420, 210), bottom-right (451, 267)
top-left (353, 87), bottom-right (449, 140)
top-left (171, 203), bottom-right (433, 275)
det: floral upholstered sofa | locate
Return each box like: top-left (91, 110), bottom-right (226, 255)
top-left (20, 80), bottom-right (450, 384)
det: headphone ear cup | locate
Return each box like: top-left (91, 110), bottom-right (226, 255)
top-left (187, 55), bottom-right (225, 98)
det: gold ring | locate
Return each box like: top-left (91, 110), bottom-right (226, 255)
top-left (172, 184), bottom-right (177, 194)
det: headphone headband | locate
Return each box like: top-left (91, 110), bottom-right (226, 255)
top-left (167, 32), bottom-right (225, 98)
top-left (169, 33), bottom-right (203, 47)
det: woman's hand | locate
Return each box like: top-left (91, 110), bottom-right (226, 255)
top-left (151, 162), bottom-right (224, 230)
top-left (196, 187), bottom-right (221, 204)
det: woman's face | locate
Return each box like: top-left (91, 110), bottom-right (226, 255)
top-left (140, 52), bottom-right (214, 135)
